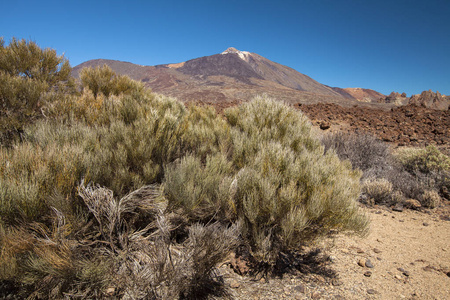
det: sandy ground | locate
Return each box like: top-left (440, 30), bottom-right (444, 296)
top-left (220, 205), bottom-right (450, 299)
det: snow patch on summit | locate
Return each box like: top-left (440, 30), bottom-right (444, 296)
top-left (221, 47), bottom-right (251, 61)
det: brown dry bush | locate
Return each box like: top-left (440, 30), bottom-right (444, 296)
top-left (1, 184), bottom-right (239, 299)
top-left (321, 132), bottom-right (392, 179)
top-left (361, 178), bottom-right (394, 205)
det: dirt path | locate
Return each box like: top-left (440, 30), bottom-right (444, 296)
top-left (220, 206), bottom-right (450, 299)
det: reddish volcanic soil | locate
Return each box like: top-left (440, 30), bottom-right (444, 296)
top-left (297, 103), bottom-right (449, 150)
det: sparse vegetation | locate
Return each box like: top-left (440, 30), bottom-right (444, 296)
top-left (322, 132), bottom-right (449, 207)
top-left (2, 38), bottom-right (448, 298)
top-left (421, 190), bottom-right (441, 209)
top-left (395, 145), bottom-right (450, 175)
top-left (361, 178), bottom-right (394, 205)
top-left (321, 132), bottom-right (392, 179)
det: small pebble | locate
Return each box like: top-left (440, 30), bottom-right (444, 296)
top-left (358, 259), bottom-right (366, 267)
top-left (373, 248), bottom-right (382, 254)
top-left (393, 205), bottom-right (404, 212)
top-left (423, 222), bottom-right (429, 226)
top-left (365, 259), bottom-right (374, 268)
top-left (367, 289), bottom-right (377, 295)
top-left (394, 275), bottom-right (403, 280)
top-left (364, 271), bottom-right (372, 277)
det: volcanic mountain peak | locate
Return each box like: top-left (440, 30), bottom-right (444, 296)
top-left (221, 47), bottom-right (251, 61)
top-left (72, 49), bottom-right (390, 107)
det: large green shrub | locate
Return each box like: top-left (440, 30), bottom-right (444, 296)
top-left (0, 38), bottom-right (74, 145)
top-left (0, 85), bottom-right (234, 225)
top-left (165, 96), bottom-right (368, 264)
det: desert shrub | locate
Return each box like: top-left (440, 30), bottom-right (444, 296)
top-left (421, 190), bottom-right (441, 209)
top-left (79, 64), bottom-right (145, 98)
top-left (164, 154), bottom-right (236, 222)
top-left (0, 142), bottom-right (85, 224)
top-left (180, 104), bottom-right (232, 159)
top-left (1, 89), bottom-right (235, 225)
top-left (394, 145), bottom-right (450, 201)
top-left (0, 184), bottom-right (239, 299)
top-left (226, 95), bottom-right (321, 166)
top-left (2, 85), bottom-right (369, 295)
top-left (361, 178), bottom-right (393, 205)
top-left (43, 78), bottom-right (155, 126)
top-left (321, 133), bottom-right (450, 205)
top-left (165, 96), bottom-right (368, 265)
top-left (390, 190), bottom-right (405, 205)
top-left (0, 37), bottom-right (74, 145)
top-left (321, 132), bottom-right (392, 179)
top-left (395, 145), bottom-right (450, 174)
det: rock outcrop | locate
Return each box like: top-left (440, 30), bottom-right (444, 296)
top-left (409, 90), bottom-right (449, 111)
top-left (381, 92), bottom-right (409, 106)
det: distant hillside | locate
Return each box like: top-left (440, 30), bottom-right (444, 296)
top-left (338, 87), bottom-right (385, 102)
top-left (72, 48), bottom-right (390, 108)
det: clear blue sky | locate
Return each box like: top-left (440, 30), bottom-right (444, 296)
top-left (1, 0), bottom-right (449, 96)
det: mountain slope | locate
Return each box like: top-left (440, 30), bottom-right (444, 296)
top-left (332, 87), bottom-right (385, 102)
top-left (72, 48), bottom-right (387, 108)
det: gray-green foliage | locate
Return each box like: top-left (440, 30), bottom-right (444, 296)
top-left (164, 96), bottom-right (368, 263)
top-left (1, 48), bottom-right (369, 295)
top-left (395, 145), bottom-right (450, 174)
top-left (0, 93), bottom-right (186, 223)
top-left (0, 37), bottom-right (74, 144)
top-left (79, 64), bottom-right (144, 98)
top-left (0, 81), bottom-right (233, 224)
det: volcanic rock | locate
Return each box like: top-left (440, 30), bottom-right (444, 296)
top-left (409, 90), bottom-right (450, 110)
